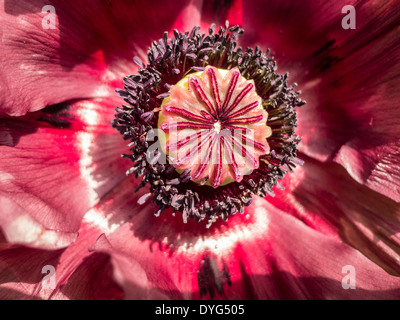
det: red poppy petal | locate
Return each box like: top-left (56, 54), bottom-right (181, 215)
top-left (0, 223), bottom-right (123, 299)
top-left (200, 0), bottom-right (243, 27)
top-left (0, 2), bottom-right (111, 116)
top-left (239, 0), bottom-right (400, 206)
top-left (91, 195), bottom-right (400, 299)
top-left (299, 19), bottom-right (400, 167)
top-left (269, 154), bottom-right (400, 276)
top-left (334, 139), bottom-right (400, 203)
top-left (0, 98), bottom-right (129, 249)
top-left (225, 199), bottom-right (400, 299)
top-left (55, 251), bottom-right (124, 300)
top-left (0, 230), bottom-right (64, 299)
top-left (75, 177), bottom-right (170, 299)
top-left (239, 0), bottom-right (357, 80)
top-left (52, 223), bottom-right (124, 300)
top-left (327, 25), bottom-right (400, 202)
top-left (0, 0), bottom-right (204, 116)
top-left (93, 234), bottom-right (168, 300)
top-left (239, 1), bottom-right (400, 170)
top-left (84, 175), bottom-right (400, 299)
top-left (240, 0), bottom-right (398, 84)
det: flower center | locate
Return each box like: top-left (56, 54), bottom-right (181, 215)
top-left (213, 121), bottom-right (222, 134)
top-left (113, 23), bottom-right (305, 226)
top-left (159, 66), bottom-right (272, 188)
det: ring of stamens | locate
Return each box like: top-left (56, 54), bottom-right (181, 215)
top-left (112, 22), bottom-right (305, 227)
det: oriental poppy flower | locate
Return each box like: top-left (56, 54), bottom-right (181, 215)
top-left (1, 0), bottom-right (400, 300)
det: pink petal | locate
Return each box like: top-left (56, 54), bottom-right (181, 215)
top-left (93, 234), bottom-right (168, 300)
top-left (0, 0), bottom-right (204, 116)
top-left (56, 251), bottom-right (124, 300)
top-left (0, 230), bottom-right (64, 299)
top-left (86, 176), bottom-right (400, 299)
top-left (327, 26), bottom-right (400, 202)
top-left (299, 19), bottom-right (400, 166)
top-left (170, 0), bottom-right (203, 32)
top-left (239, 1), bottom-right (400, 202)
top-left (0, 2), bottom-right (110, 116)
top-left (334, 139), bottom-right (400, 203)
top-left (200, 0), bottom-right (243, 27)
top-left (54, 223), bottom-right (124, 300)
top-left (76, 177), bottom-right (172, 299)
top-left (269, 154), bottom-right (400, 276)
top-left (0, 98), bottom-right (129, 249)
top-left (0, 222), bottom-right (123, 299)
top-left (225, 199), bottom-right (400, 299)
